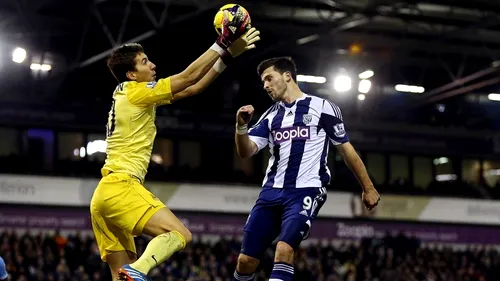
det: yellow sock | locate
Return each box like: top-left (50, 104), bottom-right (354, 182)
top-left (130, 231), bottom-right (186, 275)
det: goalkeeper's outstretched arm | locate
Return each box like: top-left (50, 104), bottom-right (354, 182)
top-left (170, 28), bottom-right (260, 97)
top-left (171, 66), bottom-right (222, 102)
top-left (169, 46), bottom-right (223, 96)
top-left (169, 28), bottom-right (260, 103)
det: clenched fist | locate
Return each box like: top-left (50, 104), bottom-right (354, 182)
top-left (236, 105), bottom-right (255, 126)
top-left (362, 188), bottom-right (380, 211)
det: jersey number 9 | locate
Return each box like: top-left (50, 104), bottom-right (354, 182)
top-left (303, 196), bottom-right (313, 210)
top-left (106, 100), bottom-right (116, 137)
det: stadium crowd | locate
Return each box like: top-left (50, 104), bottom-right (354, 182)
top-left (1, 230), bottom-right (499, 281)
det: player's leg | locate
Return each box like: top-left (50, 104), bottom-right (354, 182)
top-left (91, 172), bottom-right (185, 281)
top-left (232, 195), bottom-right (282, 281)
top-left (271, 187), bottom-right (327, 281)
top-left (122, 206), bottom-right (192, 277)
top-left (90, 189), bottom-right (138, 281)
top-left (106, 251), bottom-right (137, 281)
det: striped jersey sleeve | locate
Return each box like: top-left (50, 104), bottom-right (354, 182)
top-left (248, 104), bottom-right (278, 152)
top-left (320, 100), bottom-right (349, 145)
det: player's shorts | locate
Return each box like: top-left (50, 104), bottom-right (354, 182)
top-left (90, 172), bottom-right (165, 261)
top-left (241, 187), bottom-right (327, 259)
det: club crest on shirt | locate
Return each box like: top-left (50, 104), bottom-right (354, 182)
top-left (333, 123), bottom-right (346, 138)
top-left (146, 81), bottom-right (157, 88)
top-left (302, 114), bottom-right (312, 124)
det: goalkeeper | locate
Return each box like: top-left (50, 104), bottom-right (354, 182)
top-left (89, 13), bottom-right (260, 281)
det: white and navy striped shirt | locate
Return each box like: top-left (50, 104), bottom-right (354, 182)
top-left (248, 94), bottom-right (349, 189)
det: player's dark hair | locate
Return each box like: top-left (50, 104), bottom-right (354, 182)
top-left (107, 43), bottom-right (144, 83)
top-left (257, 56), bottom-right (297, 82)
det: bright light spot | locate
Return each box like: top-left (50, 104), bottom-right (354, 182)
top-left (357, 94), bottom-right (366, 101)
top-left (433, 157), bottom-right (449, 165)
top-left (30, 63), bottom-right (52, 71)
top-left (358, 70), bottom-right (374, 79)
top-left (358, 79), bottom-right (371, 93)
top-left (488, 93), bottom-right (500, 101)
top-left (151, 154), bottom-right (163, 164)
top-left (86, 140), bottom-right (107, 155)
top-left (437, 104), bottom-right (445, 112)
top-left (297, 74), bottom-right (326, 84)
top-left (435, 174), bottom-right (457, 182)
top-left (334, 75), bottom-right (352, 92)
top-left (73, 148), bottom-right (79, 156)
top-left (12, 47), bottom-right (26, 63)
top-left (485, 169), bottom-right (500, 176)
top-left (349, 43), bottom-right (362, 54)
top-left (395, 84), bottom-right (425, 94)
top-left (79, 147), bottom-right (86, 158)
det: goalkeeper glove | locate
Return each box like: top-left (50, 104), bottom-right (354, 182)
top-left (216, 10), bottom-right (251, 49)
top-left (227, 27), bottom-right (260, 58)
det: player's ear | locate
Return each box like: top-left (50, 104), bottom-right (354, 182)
top-left (283, 71), bottom-right (292, 83)
top-left (126, 71), bottom-right (137, 81)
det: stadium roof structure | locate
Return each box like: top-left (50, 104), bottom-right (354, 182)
top-left (2, 0), bottom-right (500, 130)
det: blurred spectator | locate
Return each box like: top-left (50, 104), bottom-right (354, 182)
top-left (1, 230), bottom-right (499, 281)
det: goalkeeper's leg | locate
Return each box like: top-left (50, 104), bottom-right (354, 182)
top-left (118, 207), bottom-right (192, 280)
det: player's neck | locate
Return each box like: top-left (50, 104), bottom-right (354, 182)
top-left (281, 84), bottom-right (303, 104)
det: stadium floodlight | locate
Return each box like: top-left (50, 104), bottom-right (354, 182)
top-left (435, 174), bottom-right (457, 182)
top-left (30, 63), bottom-right (52, 71)
top-left (433, 157), bottom-right (449, 165)
top-left (485, 169), bottom-right (500, 176)
top-left (488, 93), bottom-right (500, 101)
top-left (357, 94), bottom-right (366, 101)
top-left (333, 75), bottom-right (352, 92)
top-left (297, 74), bottom-right (326, 84)
top-left (12, 47), bottom-right (26, 63)
top-left (395, 84), bottom-right (425, 94)
top-left (358, 79), bottom-right (371, 93)
top-left (79, 147), bottom-right (86, 158)
top-left (358, 70), bottom-right (374, 79)
top-left (151, 154), bottom-right (163, 164)
top-left (86, 140), bottom-right (107, 155)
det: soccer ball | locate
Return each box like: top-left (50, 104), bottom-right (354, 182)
top-left (213, 4), bottom-right (251, 36)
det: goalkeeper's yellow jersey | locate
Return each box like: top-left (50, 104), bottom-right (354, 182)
top-left (101, 78), bottom-right (173, 183)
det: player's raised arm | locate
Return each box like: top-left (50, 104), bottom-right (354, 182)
top-left (169, 11), bottom-right (260, 96)
top-left (121, 15), bottom-right (260, 107)
top-left (235, 105), bottom-right (260, 158)
top-left (320, 100), bottom-right (380, 210)
top-left (235, 105), bottom-right (276, 158)
top-left (171, 28), bottom-right (260, 103)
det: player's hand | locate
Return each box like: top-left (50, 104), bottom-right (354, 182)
top-left (236, 105), bottom-right (254, 126)
top-left (216, 10), bottom-right (250, 49)
top-left (362, 188), bottom-right (380, 211)
top-left (228, 27), bottom-right (260, 57)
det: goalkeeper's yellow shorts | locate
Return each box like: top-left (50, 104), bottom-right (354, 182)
top-left (90, 172), bottom-right (165, 261)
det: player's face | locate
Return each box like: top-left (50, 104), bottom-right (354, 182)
top-left (261, 66), bottom-right (288, 102)
top-left (129, 53), bottom-right (156, 82)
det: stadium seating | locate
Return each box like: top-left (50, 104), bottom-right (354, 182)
top-left (2, 231), bottom-right (499, 281)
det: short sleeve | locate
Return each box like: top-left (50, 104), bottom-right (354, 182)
top-left (247, 105), bottom-right (279, 153)
top-left (248, 118), bottom-right (270, 152)
top-left (320, 100), bottom-right (349, 145)
top-left (127, 78), bottom-right (173, 107)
